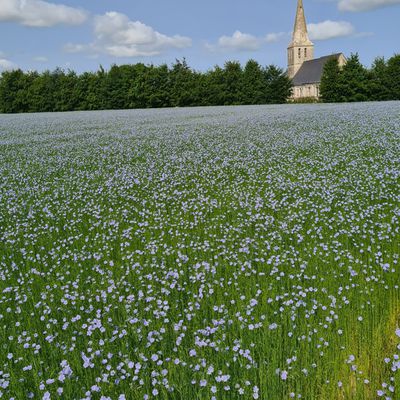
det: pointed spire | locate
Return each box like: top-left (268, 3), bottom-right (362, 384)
top-left (291, 0), bottom-right (313, 45)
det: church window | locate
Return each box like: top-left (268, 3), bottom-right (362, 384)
top-left (304, 48), bottom-right (307, 57)
top-left (298, 48), bottom-right (301, 58)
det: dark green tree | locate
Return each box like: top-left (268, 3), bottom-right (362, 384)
top-left (104, 64), bottom-right (131, 109)
top-left (76, 72), bottom-right (95, 110)
top-left (203, 66), bottom-right (227, 106)
top-left (125, 63), bottom-right (150, 109)
top-left (340, 53), bottom-right (369, 102)
top-left (0, 69), bottom-right (31, 113)
top-left (27, 70), bottom-right (59, 112)
top-left (147, 64), bottom-right (172, 108)
top-left (320, 57), bottom-right (342, 103)
top-left (223, 61), bottom-right (243, 105)
top-left (75, 68), bottom-right (107, 111)
top-left (368, 57), bottom-right (390, 101)
top-left (264, 65), bottom-right (292, 103)
top-left (242, 59), bottom-right (266, 105)
top-left (55, 69), bottom-right (79, 111)
top-left (386, 54), bottom-right (400, 100)
top-left (170, 59), bottom-right (198, 107)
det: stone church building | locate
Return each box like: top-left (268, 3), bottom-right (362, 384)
top-left (288, 0), bottom-right (346, 100)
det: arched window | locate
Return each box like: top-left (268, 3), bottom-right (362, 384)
top-left (304, 48), bottom-right (307, 57)
top-left (298, 48), bottom-right (301, 58)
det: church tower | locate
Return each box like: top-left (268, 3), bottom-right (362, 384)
top-left (287, 0), bottom-right (314, 79)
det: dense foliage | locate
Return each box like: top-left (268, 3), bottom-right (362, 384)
top-left (0, 59), bottom-right (292, 113)
top-left (320, 54), bottom-right (400, 103)
top-left (1, 53), bottom-right (399, 112)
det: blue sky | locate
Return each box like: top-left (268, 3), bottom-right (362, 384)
top-left (0, 0), bottom-right (399, 73)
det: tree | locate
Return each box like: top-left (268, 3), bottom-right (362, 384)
top-left (55, 69), bottom-right (80, 111)
top-left (223, 61), bottom-right (243, 105)
top-left (104, 64), bottom-right (131, 109)
top-left (147, 64), bottom-right (172, 108)
top-left (264, 65), bottom-right (292, 104)
top-left (126, 63), bottom-right (150, 109)
top-left (204, 66), bottom-right (227, 106)
top-left (170, 59), bottom-right (198, 107)
top-left (320, 57), bottom-right (342, 103)
top-left (242, 59), bottom-right (266, 105)
top-left (76, 72), bottom-right (95, 110)
top-left (0, 69), bottom-right (31, 113)
top-left (340, 53), bottom-right (369, 102)
top-left (386, 54), bottom-right (400, 100)
top-left (76, 67), bottom-right (107, 111)
top-left (368, 57), bottom-right (390, 101)
top-left (27, 70), bottom-right (59, 112)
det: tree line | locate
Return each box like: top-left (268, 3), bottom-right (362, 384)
top-left (1, 54), bottom-right (399, 113)
top-left (0, 59), bottom-right (292, 113)
top-left (320, 54), bottom-right (400, 103)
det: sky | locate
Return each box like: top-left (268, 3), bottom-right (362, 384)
top-left (0, 0), bottom-right (399, 73)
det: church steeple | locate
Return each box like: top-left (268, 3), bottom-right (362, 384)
top-left (292, 0), bottom-right (312, 45)
top-left (287, 0), bottom-right (314, 79)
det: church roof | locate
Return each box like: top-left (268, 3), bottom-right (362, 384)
top-left (292, 54), bottom-right (343, 86)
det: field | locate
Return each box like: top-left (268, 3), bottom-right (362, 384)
top-left (0, 102), bottom-right (400, 400)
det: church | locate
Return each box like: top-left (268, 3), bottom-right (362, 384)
top-left (288, 0), bottom-right (346, 100)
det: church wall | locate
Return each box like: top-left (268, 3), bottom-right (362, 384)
top-left (291, 84), bottom-right (320, 100)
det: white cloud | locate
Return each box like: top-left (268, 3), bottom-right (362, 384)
top-left (307, 20), bottom-right (355, 40)
top-left (265, 32), bottom-right (288, 43)
top-left (0, 0), bottom-right (87, 27)
top-left (338, 0), bottom-right (400, 11)
top-left (66, 12), bottom-right (191, 57)
top-left (206, 31), bottom-right (262, 52)
top-left (0, 58), bottom-right (17, 71)
top-left (206, 30), bottom-right (290, 53)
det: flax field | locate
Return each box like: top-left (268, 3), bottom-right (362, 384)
top-left (0, 102), bottom-right (400, 400)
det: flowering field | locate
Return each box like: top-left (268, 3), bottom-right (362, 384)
top-left (0, 102), bottom-right (400, 400)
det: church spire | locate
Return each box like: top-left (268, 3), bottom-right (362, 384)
top-left (287, 0), bottom-right (314, 79)
top-left (291, 0), bottom-right (312, 45)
